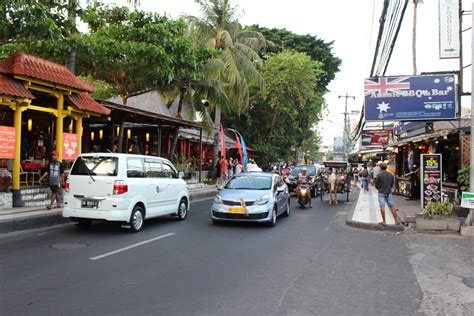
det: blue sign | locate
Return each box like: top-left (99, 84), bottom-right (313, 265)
top-left (364, 74), bottom-right (457, 121)
top-left (393, 121), bottom-right (427, 136)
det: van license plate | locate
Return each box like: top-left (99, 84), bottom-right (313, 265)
top-left (81, 200), bottom-right (98, 208)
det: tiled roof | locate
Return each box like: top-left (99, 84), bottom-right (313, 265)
top-left (67, 93), bottom-right (111, 115)
top-left (0, 74), bottom-right (35, 99)
top-left (0, 51), bottom-right (95, 93)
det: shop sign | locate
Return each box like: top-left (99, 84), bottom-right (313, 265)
top-left (461, 192), bottom-right (474, 209)
top-left (361, 129), bottom-right (392, 147)
top-left (0, 126), bottom-right (16, 159)
top-left (421, 154), bottom-right (443, 208)
top-left (63, 133), bottom-right (78, 160)
top-left (439, 0), bottom-right (460, 59)
top-left (364, 74), bottom-right (457, 121)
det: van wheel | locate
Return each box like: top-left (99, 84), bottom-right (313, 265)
top-left (176, 198), bottom-right (187, 221)
top-left (129, 205), bottom-right (144, 232)
top-left (75, 219), bottom-right (92, 230)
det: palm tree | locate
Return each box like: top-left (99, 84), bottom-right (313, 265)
top-left (186, 0), bottom-right (268, 175)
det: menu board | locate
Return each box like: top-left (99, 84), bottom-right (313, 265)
top-left (420, 154), bottom-right (442, 208)
top-left (63, 133), bottom-right (78, 160)
top-left (0, 126), bottom-right (16, 159)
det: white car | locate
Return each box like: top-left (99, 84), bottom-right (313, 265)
top-left (63, 153), bottom-right (189, 232)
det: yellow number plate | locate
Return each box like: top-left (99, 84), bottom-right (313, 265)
top-left (228, 207), bottom-right (246, 214)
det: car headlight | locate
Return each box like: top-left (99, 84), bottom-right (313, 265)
top-left (254, 195), bottom-right (270, 205)
top-left (214, 195), bottom-right (223, 204)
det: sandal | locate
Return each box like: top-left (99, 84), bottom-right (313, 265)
top-left (46, 205), bottom-right (52, 210)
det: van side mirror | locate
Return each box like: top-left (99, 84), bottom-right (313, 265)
top-left (178, 171), bottom-right (184, 178)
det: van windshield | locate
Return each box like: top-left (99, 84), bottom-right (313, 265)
top-left (71, 157), bottom-right (118, 176)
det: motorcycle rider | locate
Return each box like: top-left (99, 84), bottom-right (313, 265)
top-left (296, 167), bottom-right (312, 208)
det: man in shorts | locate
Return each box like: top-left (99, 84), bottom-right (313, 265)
top-left (39, 150), bottom-right (64, 209)
top-left (219, 156), bottom-right (229, 184)
top-left (375, 162), bottom-right (399, 225)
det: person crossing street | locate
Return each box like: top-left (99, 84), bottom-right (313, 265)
top-left (375, 162), bottom-right (399, 226)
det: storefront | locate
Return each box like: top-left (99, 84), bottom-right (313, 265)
top-left (0, 51), bottom-right (110, 206)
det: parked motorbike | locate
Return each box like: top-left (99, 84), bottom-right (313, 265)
top-left (297, 183), bottom-right (312, 208)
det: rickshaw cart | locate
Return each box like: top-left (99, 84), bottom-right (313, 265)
top-left (319, 161), bottom-right (351, 202)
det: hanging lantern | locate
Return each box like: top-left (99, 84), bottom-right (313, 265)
top-left (116, 126), bottom-right (120, 136)
top-left (127, 129), bottom-right (131, 139)
top-left (68, 120), bottom-right (73, 133)
top-left (27, 119), bottom-right (32, 132)
top-left (99, 129), bottom-right (103, 140)
top-left (91, 131), bottom-right (95, 141)
top-left (146, 132), bottom-right (150, 142)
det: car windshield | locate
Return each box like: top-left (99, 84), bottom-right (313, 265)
top-left (71, 156), bottom-right (118, 176)
top-left (225, 176), bottom-right (272, 190)
top-left (290, 166), bottom-right (317, 177)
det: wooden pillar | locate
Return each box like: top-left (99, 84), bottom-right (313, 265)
top-left (75, 116), bottom-right (83, 154)
top-left (55, 93), bottom-right (64, 161)
top-left (157, 125), bottom-right (162, 157)
top-left (199, 128), bottom-right (203, 182)
top-left (12, 102), bottom-right (23, 190)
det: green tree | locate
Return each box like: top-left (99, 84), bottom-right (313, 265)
top-left (186, 0), bottom-right (268, 174)
top-left (250, 25), bottom-right (341, 92)
top-left (224, 50), bottom-right (326, 164)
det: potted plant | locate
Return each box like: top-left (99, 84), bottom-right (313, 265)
top-left (416, 201), bottom-right (460, 231)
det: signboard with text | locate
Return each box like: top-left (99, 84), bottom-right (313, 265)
top-left (63, 133), bottom-right (78, 160)
top-left (361, 129), bottom-right (392, 147)
top-left (0, 126), bottom-right (16, 159)
top-left (439, 0), bottom-right (460, 59)
top-left (364, 74), bottom-right (457, 121)
top-left (461, 192), bottom-right (474, 209)
top-left (421, 154), bottom-right (443, 208)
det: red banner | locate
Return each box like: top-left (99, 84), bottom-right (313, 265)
top-left (63, 133), bottom-right (79, 160)
top-left (0, 126), bottom-right (16, 159)
top-left (361, 129), bottom-right (392, 147)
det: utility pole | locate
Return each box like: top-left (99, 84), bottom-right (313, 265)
top-left (412, 0), bottom-right (423, 75)
top-left (339, 93), bottom-right (356, 160)
top-left (469, 0), bottom-right (474, 226)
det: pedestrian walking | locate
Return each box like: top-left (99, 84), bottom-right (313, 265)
top-left (375, 162), bottom-right (399, 226)
top-left (371, 161), bottom-right (382, 186)
top-left (235, 159), bottom-right (243, 175)
top-left (359, 164), bottom-right (369, 192)
top-left (220, 156), bottom-right (229, 184)
top-left (228, 158), bottom-right (234, 178)
top-left (352, 166), bottom-right (359, 183)
top-left (215, 157), bottom-right (222, 186)
top-left (39, 150), bottom-right (64, 210)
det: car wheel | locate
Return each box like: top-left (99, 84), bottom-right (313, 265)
top-left (267, 206), bottom-right (277, 227)
top-left (129, 205), bottom-right (145, 233)
top-left (75, 219), bottom-right (92, 230)
top-left (282, 199), bottom-right (290, 217)
top-left (176, 198), bottom-right (187, 221)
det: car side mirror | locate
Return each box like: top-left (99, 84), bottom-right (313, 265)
top-left (178, 171), bottom-right (184, 178)
top-left (277, 186), bottom-right (285, 193)
top-left (217, 185), bottom-right (223, 191)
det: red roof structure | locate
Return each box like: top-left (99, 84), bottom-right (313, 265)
top-left (0, 74), bottom-right (35, 99)
top-left (0, 51), bottom-right (95, 93)
top-left (67, 93), bottom-right (111, 115)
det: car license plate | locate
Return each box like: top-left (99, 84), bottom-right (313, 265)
top-left (81, 200), bottom-right (98, 208)
top-left (228, 207), bottom-right (246, 214)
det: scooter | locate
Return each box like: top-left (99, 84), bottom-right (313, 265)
top-left (297, 184), bottom-right (312, 208)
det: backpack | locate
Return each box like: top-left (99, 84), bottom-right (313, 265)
top-left (360, 169), bottom-right (368, 177)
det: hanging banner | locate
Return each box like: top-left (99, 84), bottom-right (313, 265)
top-left (361, 129), bottom-right (392, 147)
top-left (63, 133), bottom-right (78, 160)
top-left (364, 74), bottom-right (457, 121)
top-left (0, 126), bottom-right (16, 159)
top-left (439, 0), bottom-right (460, 59)
top-left (421, 154), bottom-right (443, 208)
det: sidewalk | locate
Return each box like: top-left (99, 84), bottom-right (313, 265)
top-left (347, 185), bottom-right (421, 231)
top-left (0, 184), bottom-right (217, 235)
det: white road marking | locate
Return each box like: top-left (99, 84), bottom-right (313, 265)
top-left (89, 233), bottom-right (175, 261)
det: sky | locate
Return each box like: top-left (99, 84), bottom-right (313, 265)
top-left (107, 0), bottom-right (472, 146)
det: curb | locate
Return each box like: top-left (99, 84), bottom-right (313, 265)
top-left (0, 189), bottom-right (218, 235)
top-left (0, 211), bottom-right (68, 235)
top-left (345, 186), bottom-right (405, 233)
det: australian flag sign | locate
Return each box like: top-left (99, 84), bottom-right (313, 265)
top-left (364, 74), bottom-right (457, 121)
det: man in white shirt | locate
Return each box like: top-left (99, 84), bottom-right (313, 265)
top-left (235, 159), bottom-right (243, 175)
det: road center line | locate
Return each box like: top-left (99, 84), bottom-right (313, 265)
top-left (89, 233), bottom-right (175, 261)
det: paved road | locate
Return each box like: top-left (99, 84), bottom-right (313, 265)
top-left (0, 193), bottom-right (442, 315)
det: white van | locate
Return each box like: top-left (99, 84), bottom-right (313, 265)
top-left (63, 153), bottom-right (189, 232)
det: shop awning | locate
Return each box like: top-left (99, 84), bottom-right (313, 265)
top-left (385, 130), bottom-right (450, 148)
top-left (0, 74), bottom-right (35, 99)
top-left (67, 92), bottom-right (111, 115)
top-left (350, 148), bottom-right (385, 157)
top-left (0, 51), bottom-right (94, 93)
